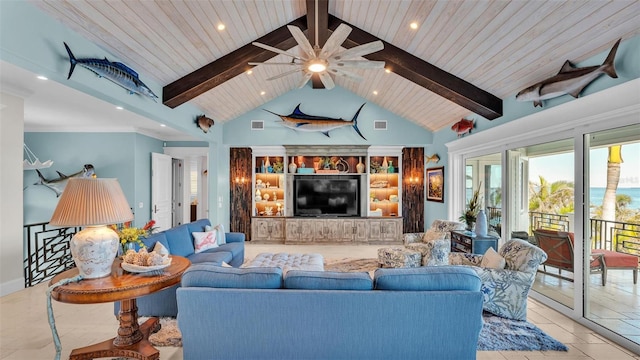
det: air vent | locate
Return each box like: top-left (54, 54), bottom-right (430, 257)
top-left (251, 120), bottom-right (264, 130)
top-left (374, 120), bottom-right (387, 130)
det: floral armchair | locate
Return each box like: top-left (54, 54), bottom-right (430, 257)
top-left (449, 239), bottom-right (548, 320)
top-left (403, 219), bottom-right (466, 266)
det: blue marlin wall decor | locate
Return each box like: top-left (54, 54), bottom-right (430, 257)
top-left (64, 42), bottom-right (158, 101)
top-left (264, 103), bottom-right (367, 140)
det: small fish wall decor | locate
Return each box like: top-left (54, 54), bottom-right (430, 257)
top-left (426, 154), bottom-right (440, 164)
top-left (64, 42), bottom-right (158, 102)
top-left (196, 115), bottom-right (215, 133)
top-left (264, 103), bottom-right (367, 140)
top-left (34, 164), bottom-right (95, 197)
top-left (516, 39), bottom-right (620, 107)
top-left (451, 118), bottom-right (474, 137)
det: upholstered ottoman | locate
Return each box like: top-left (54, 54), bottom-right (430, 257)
top-left (378, 247), bottom-right (422, 268)
top-left (406, 238), bottom-right (451, 266)
top-left (244, 253), bottom-right (324, 274)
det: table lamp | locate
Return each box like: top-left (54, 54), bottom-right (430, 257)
top-left (50, 178), bottom-right (134, 278)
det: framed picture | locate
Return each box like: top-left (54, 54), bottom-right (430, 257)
top-left (426, 166), bottom-right (444, 202)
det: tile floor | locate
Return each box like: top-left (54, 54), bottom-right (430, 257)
top-left (1, 243), bottom-right (638, 359)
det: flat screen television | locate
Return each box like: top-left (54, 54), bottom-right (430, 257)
top-left (293, 175), bottom-right (360, 217)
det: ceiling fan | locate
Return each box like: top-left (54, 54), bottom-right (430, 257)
top-left (249, 9), bottom-right (385, 89)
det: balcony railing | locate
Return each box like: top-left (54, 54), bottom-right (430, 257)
top-left (23, 222), bottom-right (78, 287)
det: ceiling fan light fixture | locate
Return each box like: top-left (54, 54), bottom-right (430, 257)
top-left (307, 59), bottom-right (328, 73)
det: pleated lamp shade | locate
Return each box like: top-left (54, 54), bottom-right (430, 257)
top-left (50, 178), bottom-right (133, 226)
top-left (50, 178), bottom-right (133, 278)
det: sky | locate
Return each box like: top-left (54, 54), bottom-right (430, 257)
top-left (528, 143), bottom-right (640, 188)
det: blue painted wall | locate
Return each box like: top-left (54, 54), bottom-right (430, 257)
top-left (23, 132), bottom-right (164, 226)
top-left (223, 85), bottom-right (432, 146)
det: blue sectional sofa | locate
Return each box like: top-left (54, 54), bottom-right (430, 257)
top-left (115, 219), bottom-right (245, 317)
top-left (177, 265), bottom-right (484, 360)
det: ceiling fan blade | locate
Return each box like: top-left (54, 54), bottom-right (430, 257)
top-left (319, 72), bottom-right (335, 89)
top-left (248, 62), bottom-right (300, 66)
top-left (266, 68), bottom-right (304, 81)
top-left (319, 23), bottom-right (352, 59)
top-left (287, 25), bottom-right (315, 59)
top-left (330, 60), bottom-right (386, 69)
top-left (298, 72), bottom-right (313, 88)
top-left (327, 67), bottom-right (363, 82)
top-left (332, 41), bottom-right (384, 60)
top-left (252, 41), bottom-right (304, 61)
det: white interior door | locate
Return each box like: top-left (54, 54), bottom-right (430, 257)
top-left (152, 152), bottom-right (172, 231)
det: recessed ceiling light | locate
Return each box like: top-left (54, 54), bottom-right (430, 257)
top-left (217, 23), bottom-right (225, 31)
top-left (247, 70), bottom-right (253, 75)
top-left (410, 22), bottom-right (419, 30)
top-left (385, 68), bottom-right (391, 74)
top-left (260, 91), bottom-right (266, 96)
top-left (115, 106), bottom-right (123, 110)
top-left (160, 124), bottom-right (166, 127)
top-left (36, 75), bottom-right (48, 80)
top-left (373, 90), bottom-right (378, 95)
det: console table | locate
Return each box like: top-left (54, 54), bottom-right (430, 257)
top-left (451, 230), bottom-right (499, 255)
top-left (48, 256), bottom-right (190, 360)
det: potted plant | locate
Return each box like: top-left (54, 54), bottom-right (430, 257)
top-left (460, 182), bottom-right (482, 231)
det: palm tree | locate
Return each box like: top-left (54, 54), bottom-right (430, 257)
top-left (529, 176), bottom-right (574, 214)
top-left (602, 145), bottom-right (622, 222)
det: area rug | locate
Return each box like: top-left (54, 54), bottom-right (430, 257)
top-left (149, 258), bottom-right (568, 351)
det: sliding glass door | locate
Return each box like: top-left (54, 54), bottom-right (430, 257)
top-left (585, 124), bottom-right (640, 343)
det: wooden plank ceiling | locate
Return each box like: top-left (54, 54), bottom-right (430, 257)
top-left (32, 0), bottom-right (640, 132)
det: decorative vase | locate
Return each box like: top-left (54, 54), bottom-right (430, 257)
top-left (255, 188), bottom-right (262, 201)
top-left (475, 210), bottom-right (488, 237)
top-left (381, 157), bottom-right (388, 173)
top-left (70, 226), bottom-right (119, 278)
top-left (388, 160), bottom-right (394, 173)
top-left (356, 157), bottom-right (365, 173)
top-left (288, 157), bottom-right (297, 173)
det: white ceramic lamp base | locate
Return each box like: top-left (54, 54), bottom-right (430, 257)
top-left (70, 226), bottom-right (119, 278)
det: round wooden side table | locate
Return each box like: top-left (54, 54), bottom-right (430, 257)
top-left (49, 255), bottom-right (190, 360)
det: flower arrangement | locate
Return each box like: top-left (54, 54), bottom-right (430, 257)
top-left (111, 220), bottom-right (156, 253)
top-left (459, 182), bottom-right (482, 230)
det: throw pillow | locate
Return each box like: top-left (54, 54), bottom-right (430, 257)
top-left (152, 241), bottom-right (169, 256)
top-left (480, 247), bottom-right (506, 269)
top-left (422, 229), bottom-right (446, 243)
top-left (205, 224), bottom-right (227, 245)
top-left (192, 231), bottom-right (218, 253)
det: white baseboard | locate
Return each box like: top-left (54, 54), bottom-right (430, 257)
top-left (0, 278), bottom-right (25, 297)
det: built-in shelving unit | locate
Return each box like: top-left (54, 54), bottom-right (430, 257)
top-left (249, 145), bottom-right (404, 243)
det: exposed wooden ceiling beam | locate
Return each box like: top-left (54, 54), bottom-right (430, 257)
top-left (163, 12), bottom-right (502, 121)
top-left (162, 16), bottom-right (307, 108)
top-left (328, 16), bottom-right (502, 120)
top-left (307, 0), bottom-right (328, 89)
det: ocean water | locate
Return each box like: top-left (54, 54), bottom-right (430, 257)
top-left (467, 187), bottom-right (640, 209)
top-left (589, 187), bottom-right (640, 209)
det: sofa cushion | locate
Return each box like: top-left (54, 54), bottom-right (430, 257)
top-left (164, 224), bottom-right (195, 257)
top-left (284, 271), bottom-right (373, 290)
top-left (206, 224), bottom-right (227, 245)
top-left (181, 264), bottom-right (283, 289)
top-left (141, 232), bottom-right (171, 253)
top-left (188, 250), bottom-right (233, 265)
top-left (186, 219), bottom-right (211, 234)
top-left (217, 242), bottom-right (243, 259)
top-left (374, 266), bottom-right (481, 291)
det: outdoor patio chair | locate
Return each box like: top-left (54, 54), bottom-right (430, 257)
top-left (533, 229), bottom-right (638, 286)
